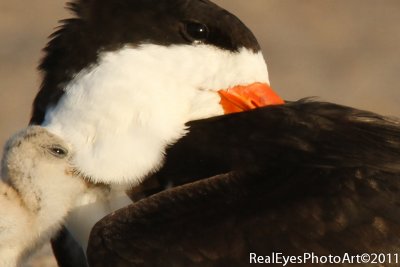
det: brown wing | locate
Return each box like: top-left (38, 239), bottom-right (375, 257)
top-left (87, 101), bottom-right (400, 267)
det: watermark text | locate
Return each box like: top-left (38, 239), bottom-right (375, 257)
top-left (250, 252), bottom-right (399, 265)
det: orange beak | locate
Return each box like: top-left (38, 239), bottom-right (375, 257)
top-left (218, 82), bottom-right (285, 114)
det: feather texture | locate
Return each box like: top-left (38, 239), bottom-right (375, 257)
top-left (88, 101), bottom-right (400, 266)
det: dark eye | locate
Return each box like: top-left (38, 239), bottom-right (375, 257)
top-left (48, 146), bottom-right (68, 159)
top-left (182, 22), bottom-right (210, 43)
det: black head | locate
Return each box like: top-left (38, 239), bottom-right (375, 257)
top-left (31, 0), bottom-right (261, 124)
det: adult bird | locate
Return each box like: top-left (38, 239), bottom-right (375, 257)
top-left (87, 101), bottom-right (400, 267)
top-left (29, 0), bottom-right (400, 266)
top-left (30, 0), bottom-right (282, 265)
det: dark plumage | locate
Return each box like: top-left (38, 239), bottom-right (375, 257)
top-left (87, 100), bottom-right (400, 266)
top-left (51, 227), bottom-right (88, 267)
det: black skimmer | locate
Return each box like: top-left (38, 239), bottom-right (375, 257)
top-left (29, 0), bottom-right (400, 266)
top-left (31, 0), bottom-right (283, 264)
top-left (0, 126), bottom-right (99, 266)
top-left (32, 0), bottom-right (281, 184)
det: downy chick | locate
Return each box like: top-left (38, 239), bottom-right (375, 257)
top-left (0, 126), bottom-right (89, 266)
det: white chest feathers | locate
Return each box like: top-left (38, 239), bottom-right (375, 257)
top-left (43, 44), bottom-right (269, 184)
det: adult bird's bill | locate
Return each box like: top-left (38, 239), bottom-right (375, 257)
top-left (219, 82), bottom-right (284, 114)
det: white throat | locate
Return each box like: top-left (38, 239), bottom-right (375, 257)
top-left (43, 44), bottom-right (269, 185)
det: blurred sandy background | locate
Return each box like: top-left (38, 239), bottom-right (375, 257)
top-left (0, 0), bottom-right (399, 266)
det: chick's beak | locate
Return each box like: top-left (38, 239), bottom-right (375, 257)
top-left (218, 82), bottom-right (284, 114)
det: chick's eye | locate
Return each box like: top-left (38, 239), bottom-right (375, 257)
top-left (48, 146), bottom-right (68, 158)
top-left (182, 22), bottom-right (210, 43)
